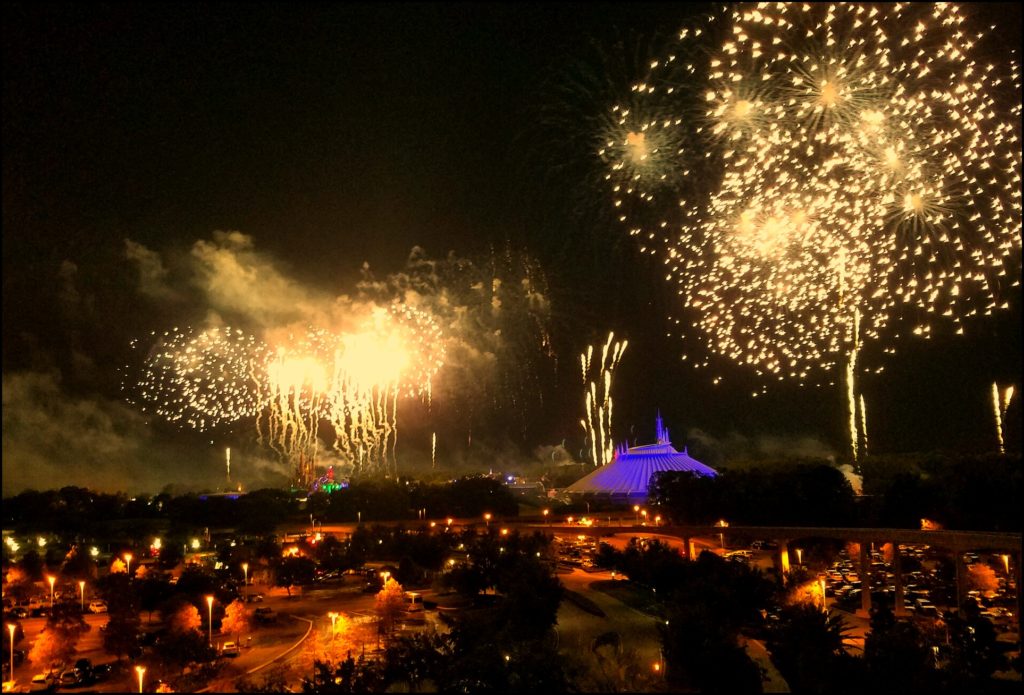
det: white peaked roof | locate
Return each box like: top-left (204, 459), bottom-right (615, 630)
top-left (566, 415), bottom-right (717, 497)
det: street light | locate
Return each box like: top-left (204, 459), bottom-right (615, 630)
top-left (79, 581), bottom-right (86, 613)
top-left (241, 563), bottom-right (249, 600)
top-left (641, 510), bottom-right (648, 525)
top-left (328, 612), bottom-right (339, 641)
top-left (795, 548), bottom-right (803, 565)
top-left (47, 575), bottom-right (56, 611)
top-left (205, 595), bottom-right (214, 646)
top-left (446, 517), bottom-right (454, 527)
top-left (135, 665), bottom-right (145, 694)
top-left (1001, 554), bottom-right (1010, 575)
top-left (633, 505), bottom-right (640, 525)
top-left (124, 553), bottom-right (133, 577)
top-left (654, 515), bottom-right (661, 526)
top-left (542, 509), bottom-right (549, 526)
top-left (7, 623), bottom-right (15, 687)
top-left (483, 512), bottom-right (492, 527)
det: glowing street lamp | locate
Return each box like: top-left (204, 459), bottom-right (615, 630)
top-left (542, 509), bottom-right (550, 526)
top-left (7, 623), bottom-right (15, 687)
top-left (205, 595), bottom-right (214, 646)
top-left (124, 553), bottom-right (133, 577)
top-left (1001, 554), bottom-right (1010, 575)
top-left (328, 612), bottom-right (339, 641)
top-left (633, 505), bottom-right (640, 525)
top-left (654, 515), bottom-right (662, 526)
top-left (641, 510), bottom-right (648, 524)
top-left (47, 576), bottom-right (56, 611)
top-left (79, 581), bottom-right (86, 613)
top-left (135, 665), bottom-right (145, 694)
top-left (380, 571), bottom-right (391, 583)
top-left (795, 548), bottom-right (803, 565)
top-left (483, 513), bottom-right (492, 527)
top-left (446, 517), bottom-right (453, 527)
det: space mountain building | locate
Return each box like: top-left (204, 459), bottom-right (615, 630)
top-left (566, 414), bottom-right (717, 501)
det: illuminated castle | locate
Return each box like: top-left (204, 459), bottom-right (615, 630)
top-left (566, 414), bottom-right (717, 499)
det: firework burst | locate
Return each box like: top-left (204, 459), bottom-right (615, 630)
top-left (602, 2), bottom-right (1021, 459)
top-left (128, 326), bottom-right (269, 431)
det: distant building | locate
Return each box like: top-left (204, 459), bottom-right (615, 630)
top-left (566, 414), bottom-right (717, 501)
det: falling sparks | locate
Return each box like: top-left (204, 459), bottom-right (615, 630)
top-left (991, 382), bottom-right (1015, 454)
top-left (579, 332), bottom-right (628, 467)
top-left (602, 3), bottom-right (1021, 447)
top-left (127, 304), bottom-right (446, 485)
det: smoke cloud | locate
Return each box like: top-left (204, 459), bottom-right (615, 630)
top-left (685, 427), bottom-right (837, 467)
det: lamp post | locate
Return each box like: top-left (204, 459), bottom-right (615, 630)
top-left (633, 505), bottom-right (640, 525)
top-left (79, 581), bottom-right (86, 613)
top-left (641, 510), bottom-right (648, 525)
top-left (484, 513), bottom-right (492, 528)
top-left (795, 548), bottom-right (803, 565)
top-left (47, 575), bottom-right (56, 611)
top-left (124, 553), bottom-right (133, 577)
top-left (542, 509), bottom-right (549, 526)
top-left (135, 665), bottom-right (145, 694)
top-left (7, 623), bottom-right (15, 687)
top-left (205, 595), bottom-right (214, 646)
top-left (328, 612), bottom-right (338, 642)
top-left (241, 563), bottom-right (249, 601)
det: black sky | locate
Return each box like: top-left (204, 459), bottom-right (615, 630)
top-left (3, 3), bottom-right (1021, 493)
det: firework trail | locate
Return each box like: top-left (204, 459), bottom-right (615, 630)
top-left (600, 3), bottom-right (1021, 459)
top-left (992, 382), bottom-right (1015, 454)
top-left (259, 332), bottom-right (331, 484)
top-left (580, 332), bottom-right (628, 467)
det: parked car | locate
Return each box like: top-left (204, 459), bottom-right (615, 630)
top-left (29, 673), bottom-right (58, 692)
top-left (88, 600), bottom-right (108, 614)
top-left (59, 669), bottom-right (80, 686)
top-left (91, 663), bottom-right (114, 682)
top-left (221, 641), bottom-right (240, 657)
top-left (244, 593), bottom-right (264, 603)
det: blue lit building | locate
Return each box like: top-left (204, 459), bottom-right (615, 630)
top-left (566, 414), bottom-right (717, 501)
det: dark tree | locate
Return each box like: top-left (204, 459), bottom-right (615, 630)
top-left (274, 556), bottom-right (316, 597)
top-left (863, 605), bottom-right (937, 692)
top-left (767, 604), bottom-right (864, 693)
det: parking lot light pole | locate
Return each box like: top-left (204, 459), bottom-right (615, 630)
top-left (47, 576), bottom-right (56, 611)
top-left (206, 595), bottom-right (214, 646)
top-left (8, 623), bottom-right (15, 687)
top-left (135, 665), bottom-right (145, 694)
top-left (79, 581), bottom-right (86, 613)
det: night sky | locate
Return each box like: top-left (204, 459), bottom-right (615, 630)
top-left (3, 3), bottom-right (1021, 494)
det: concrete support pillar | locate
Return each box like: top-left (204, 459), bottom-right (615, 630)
top-left (893, 543), bottom-right (906, 617)
top-left (859, 541), bottom-right (872, 617)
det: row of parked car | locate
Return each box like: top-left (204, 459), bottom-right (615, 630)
top-left (28, 658), bottom-right (114, 691)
